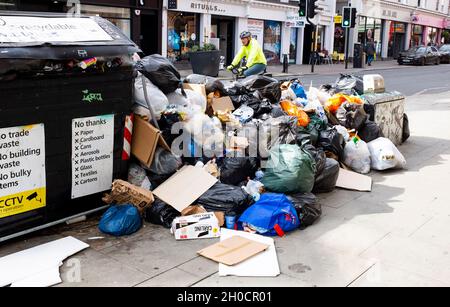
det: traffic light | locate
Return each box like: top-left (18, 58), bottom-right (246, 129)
top-left (342, 6), bottom-right (351, 28)
top-left (308, 0), bottom-right (319, 19)
top-left (298, 0), bottom-right (307, 18)
top-left (351, 8), bottom-right (358, 28)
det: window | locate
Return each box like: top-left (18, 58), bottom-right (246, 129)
top-left (263, 20), bottom-right (282, 64)
top-left (79, 5), bottom-right (131, 38)
top-left (167, 12), bottom-right (200, 63)
top-left (417, 47), bottom-right (427, 53)
top-left (432, 47), bottom-right (438, 52)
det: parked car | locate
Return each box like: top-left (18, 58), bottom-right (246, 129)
top-left (439, 44), bottom-right (450, 64)
top-left (398, 46), bottom-right (440, 66)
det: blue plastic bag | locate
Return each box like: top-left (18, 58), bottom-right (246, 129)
top-left (291, 81), bottom-right (307, 99)
top-left (99, 205), bottom-right (142, 237)
top-left (238, 193), bottom-right (300, 236)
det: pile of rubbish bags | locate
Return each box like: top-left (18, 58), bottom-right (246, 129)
top-left (99, 56), bottom-right (409, 238)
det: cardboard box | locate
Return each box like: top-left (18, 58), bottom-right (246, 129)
top-left (336, 168), bottom-right (372, 192)
top-left (183, 83), bottom-right (207, 100)
top-left (211, 97), bottom-right (235, 114)
top-left (131, 116), bottom-right (170, 168)
top-left (171, 212), bottom-right (220, 240)
top-left (102, 180), bottom-right (155, 214)
top-left (198, 236), bottom-right (270, 266)
top-left (182, 205), bottom-right (224, 227)
top-left (153, 165), bottom-right (218, 212)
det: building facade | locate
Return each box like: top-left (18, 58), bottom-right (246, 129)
top-left (2, 0), bottom-right (164, 55)
top-left (161, 0), bottom-right (336, 65)
top-left (336, 0), bottom-right (450, 60)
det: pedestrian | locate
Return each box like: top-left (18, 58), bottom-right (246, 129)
top-left (227, 31), bottom-right (267, 77)
top-left (365, 39), bottom-right (376, 66)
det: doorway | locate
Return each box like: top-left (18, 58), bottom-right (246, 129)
top-left (390, 33), bottom-right (405, 59)
top-left (303, 24), bottom-right (313, 64)
top-left (211, 16), bottom-right (235, 65)
top-left (139, 11), bottom-right (160, 56)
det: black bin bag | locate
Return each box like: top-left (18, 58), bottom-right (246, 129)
top-left (145, 198), bottom-right (180, 228)
top-left (313, 158), bottom-right (340, 194)
top-left (318, 128), bottom-right (345, 159)
top-left (136, 54), bottom-right (182, 94)
top-left (359, 120), bottom-right (382, 143)
top-left (219, 157), bottom-right (259, 186)
top-left (287, 193), bottom-right (322, 229)
top-left (196, 183), bottom-right (254, 215)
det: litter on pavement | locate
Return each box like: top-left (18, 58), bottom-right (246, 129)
top-left (95, 56), bottom-right (409, 253)
top-left (0, 14), bottom-right (411, 279)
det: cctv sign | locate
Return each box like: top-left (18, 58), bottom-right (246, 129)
top-left (0, 124), bottom-right (46, 218)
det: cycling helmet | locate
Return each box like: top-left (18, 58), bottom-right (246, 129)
top-left (240, 31), bottom-right (252, 39)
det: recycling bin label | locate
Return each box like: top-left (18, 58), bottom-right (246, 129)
top-left (71, 115), bottom-right (114, 199)
top-left (0, 124), bottom-right (46, 218)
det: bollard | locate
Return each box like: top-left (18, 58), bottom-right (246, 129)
top-left (282, 54), bottom-right (289, 73)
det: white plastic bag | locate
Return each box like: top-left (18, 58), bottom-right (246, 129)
top-left (184, 113), bottom-right (224, 149)
top-left (343, 139), bottom-right (371, 174)
top-left (134, 73), bottom-right (169, 119)
top-left (166, 90), bottom-right (189, 107)
top-left (368, 137), bottom-right (407, 171)
top-left (335, 125), bottom-right (351, 142)
top-left (308, 86), bottom-right (331, 106)
top-left (281, 88), bottom-right (297, 101)
top-left (167, 89), bottom-right (206, 110)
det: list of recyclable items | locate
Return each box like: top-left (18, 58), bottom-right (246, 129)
top-left (0, 124), bottom-right (46, 218)
top-left (72, 115), bottom-right (114, 199)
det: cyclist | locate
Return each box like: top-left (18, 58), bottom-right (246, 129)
top-left (227, 31), bottom-right (267, 77)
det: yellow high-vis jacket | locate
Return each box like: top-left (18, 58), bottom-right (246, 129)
top-left (231, 39), bottom-right (267, 68)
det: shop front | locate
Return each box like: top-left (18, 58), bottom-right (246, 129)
top-left (357, 16), bottom-right (384, 60)
top-left (167, 11), bottom-right (200, 63)
top-left (388, 22), bottom-right (407, 58)
top-left (352, 0), bottom-right (415, 59)
top-left (412, 13), bottom-right (447, 46)
top-left (411, 24), bottom-right (425, 47)
top-left (162, 0), bottom-right (308, 65)
top-left (11, 0), bottom-right (163, 56)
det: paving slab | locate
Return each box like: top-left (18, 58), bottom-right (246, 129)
top-left (360, 233), bottom-right (450, 285)
top-left (349, 262), bottom-right (450, 287)
top-left (57, 249), bottom-right (150, 287)
top-left (100, 226), bottom-right (219, 278)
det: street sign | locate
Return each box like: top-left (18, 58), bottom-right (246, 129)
top-left (287, 12), bottom-right (306, 28)
top-left (334, 15), bottom-right (342, 24)
top-left (287, 20), bottom-right (306, 28)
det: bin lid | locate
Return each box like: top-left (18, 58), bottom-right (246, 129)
top-left (0, 12), bottom-right (140, 59)
top-left (362, 91), bottom-right (405, 104)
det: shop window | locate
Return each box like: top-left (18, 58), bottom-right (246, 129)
top-left (357, 16), bottom-right (383, 59)
top-left (411, 25), bottom-right (424, 47)
top-left (263, 20), bottom-right (282, 64)
top-left (427, 27), bottom-right (438, 45)
top-left (333, 24), bottom-right (346, 54)
top-left (79, 5), bottom-right (131, 38)
top-left (167, 12), bottom-right (200, 63)
top-left (289, 28), bottom-right (298, 64)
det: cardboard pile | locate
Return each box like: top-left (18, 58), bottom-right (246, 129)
top-left (102, 180), bottom-right (155, 214)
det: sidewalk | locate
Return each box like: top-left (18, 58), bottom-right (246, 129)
top-left (179, 60), bottom-right (408, 79)
top-left (0, 89), bottom-right (449, 287)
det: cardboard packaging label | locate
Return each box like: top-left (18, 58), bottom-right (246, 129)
top-left (172, 212), bottom-right (220, 240)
